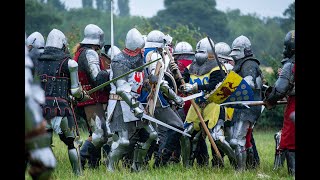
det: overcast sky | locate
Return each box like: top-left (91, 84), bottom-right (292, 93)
top-left (61, 0), bottom-right (294, 18)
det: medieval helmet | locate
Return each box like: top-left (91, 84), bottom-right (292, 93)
top-left (125, 28), bottom-right (145, 51)
top-left (229, 35), bottom-right (252, 60)
top-left (215, 42), bottom-right (233, 61)
top-left (102, 45), bottom-right (121, 59)
top-left (26, 32), bottom-right (45, 50)
top-left (195, 37), bottom-right (214, 54)
top-left (45, 29), bottom-right (68, 49)
top-left (194, 37), bottom-right (214, 65)
top-left (80, 24), bottom-right (105, 48)
top-left (173, 41), bottom-right (194, 55)
top-left (283, 30), bottom-right (295, 58)
top-left (145, 30), bottom-right (166, 48)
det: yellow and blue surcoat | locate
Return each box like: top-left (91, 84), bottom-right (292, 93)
top-left (186, 65), bottom-right (227, 131)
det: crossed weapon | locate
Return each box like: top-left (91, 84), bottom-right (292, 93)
top-left (87, 58), bottom-right (191, 137)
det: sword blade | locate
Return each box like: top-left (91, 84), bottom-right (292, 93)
top-left (182, 92), bottom-right (204, 102)
top-left (142, 114), bottom-right (191, 137)
top-left (220, 100), bottom-right (287, 107)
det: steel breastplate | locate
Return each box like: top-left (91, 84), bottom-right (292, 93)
top-left (74, 47), bottom-right (109, 106)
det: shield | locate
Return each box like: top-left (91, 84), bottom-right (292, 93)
top-left (205, 71), bottom-right (254, 108)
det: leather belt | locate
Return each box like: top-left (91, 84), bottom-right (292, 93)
top-left (109, 94), bottom-right (122, 100)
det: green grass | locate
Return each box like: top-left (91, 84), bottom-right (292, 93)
top-left (25, 130), bottom-right (293, 180)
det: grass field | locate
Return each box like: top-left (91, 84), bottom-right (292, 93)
top-left (25, 130), bottom-right (294, 180)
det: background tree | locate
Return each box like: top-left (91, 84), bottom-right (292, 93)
top-left (47, 0), bottom-right (65, 11)
top-left (281, 1), bottom-right (295, 32)
top-left (225, 9), bottom-right (285, 66)
top-left (82, 0), bottom-right (93, 9)
top-left (152, 0), bottom-right (229, 42)
top-left (96, 0), bottom-right (108, 11)
top-left (25, 0), bottom-right (62, 36)
top-left (118, 0), bottom-right (130, 17)
top-left (25, 0), bottom-right (295, 130)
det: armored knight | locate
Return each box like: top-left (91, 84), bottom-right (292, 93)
top-left (215, 42), bottom-right (234, 71)
top-left (172, 41), bottom-right (195, 121)
top-left (73, 24), bottom-right (111, 169)
top-left (181, 37), bottom-right (237, 168)
top-left (138, 30), bottom-right (185, 167)
top-left (264, 30), bottom-right (295, 176)
top-left (25, 43), bottom-right (56, 179)
top-left (26, 31), bottom-right (45, 73)
top-left (35, 29), bottom-right (91, 175)
top-left (100, 44), bottom-right (122, 159)
top-left (106, 28), bottom-right (158, 172)
top-left (228, 35), bottom-right (263, 170)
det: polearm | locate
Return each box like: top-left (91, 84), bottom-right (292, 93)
top-left (163, 44), bottom-right (224, 163)
top-left (207, 36), bottom-right (226, 78)
top-left (87, 58), bottom-right (161, 94)
top-left (110, 0), bottom-right (114, 59)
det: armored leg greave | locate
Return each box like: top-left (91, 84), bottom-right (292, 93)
top-left (229, 120), bottom-right (251, 170)
top-left (90, 113), bottom-right (111, 148)
top-left (52, 116), bottom-right (82, 175)
top-left (131, 123), bottom-right (158, 172)
top-left (68, 148), bottom-right (82, 176)
top-left (210, 119), bottom-right (237, 168)
top-left (81, 105), bottom-right (111, 168)
top-left (285, 150), bottom-right (295, 176)
top-left (180, 123), bottom-right (194, 167)
top-left (273, 149), bottom-right (285, 170)
top-left (273, 131), bottom-right (285, 170)
top-left (107, 130), bottom-right (130, 172)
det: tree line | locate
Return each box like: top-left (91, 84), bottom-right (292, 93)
top-left (25, 0), bottom-right (295, 129)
